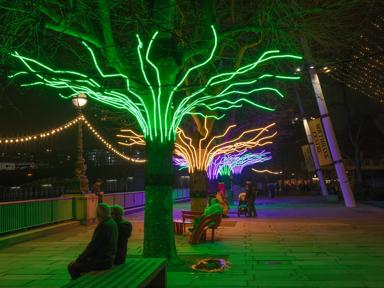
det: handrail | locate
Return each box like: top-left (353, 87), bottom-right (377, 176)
top-left (0, 196), bottom-right (72, 206)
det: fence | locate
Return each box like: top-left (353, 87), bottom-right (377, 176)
top-left (102, 188), bottom-right (190, 210)
top-left (0, 189), bottom-right (189, 236)
top-left (0, 197), bottom-right (73, 235)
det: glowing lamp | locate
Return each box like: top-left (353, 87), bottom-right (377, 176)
top-left (72, 93), bottom-right (88, 108)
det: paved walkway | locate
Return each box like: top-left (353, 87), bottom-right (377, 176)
top-left (0, 196), bottom-right (384, 287)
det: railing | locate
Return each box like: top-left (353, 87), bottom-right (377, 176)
top-left (0, 197), bottom-right (73, 235)
top-left (0, 189), bottom-right (189, 236)
top-left (0, 185), bottom-right (66, 202)
top-left (102, 188), bottom-right (189, 210)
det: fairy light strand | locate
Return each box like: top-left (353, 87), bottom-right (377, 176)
top-left (0, 115), bottom-right (145, 163)
top-left (252, 168), bottom-right (282, 175)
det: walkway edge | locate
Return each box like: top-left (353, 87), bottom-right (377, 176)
top-left (0, 220), bottom-right (80, 249)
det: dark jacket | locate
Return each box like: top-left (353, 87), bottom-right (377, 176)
top-left (77, 217), bottom-right (118, 267)
top-left (246, 187), bottom-right (256, 204)
top-left (114, 220), bottom-right (132, 265)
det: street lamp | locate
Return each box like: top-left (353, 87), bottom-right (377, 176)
top-left (72, 93), bottom-right (88, 108)
top-left (73, 93), bottom-right (89, 194)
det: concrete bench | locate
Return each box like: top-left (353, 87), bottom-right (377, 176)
top-left (62, 258), bottom-right (166, 288)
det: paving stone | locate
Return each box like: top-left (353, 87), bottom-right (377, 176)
top-left (0, 196), bottom-right (384, 288)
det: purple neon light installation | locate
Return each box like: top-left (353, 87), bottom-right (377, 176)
top-left (206, 150), bottom-right (272, 179)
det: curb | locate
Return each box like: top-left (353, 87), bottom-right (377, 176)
top-left (0, 220), bottom-right (80, 249)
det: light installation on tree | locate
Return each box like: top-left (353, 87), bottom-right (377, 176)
top-left (117, 118), bottom-right (277, 174)
top-left (174, 119), bottom-right (277, 174)
top-left (206, 150), bottom-right (272, 180)
top-left (10, 26), bottom-right (301, 143)
top-left (172, 156), bottom-right (189, 171)
top-left (10, 25), bottom-right (301, 259)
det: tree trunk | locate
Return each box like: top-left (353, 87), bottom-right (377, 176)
top-left (143, 140), bottom-right (178, 261)
top-left (190, 170), bottom-right (208, 212)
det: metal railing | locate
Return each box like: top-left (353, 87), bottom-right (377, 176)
top-left (102, 188), bottom-right (189, 210)
top-left (0, 185), bottom-right (66, 202)
top-left (0, 189), bottom-right (189, 236)
top-left (0, 197), bottom-right (73, 235)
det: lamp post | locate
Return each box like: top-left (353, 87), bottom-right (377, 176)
top-left (72, 93), bottom-right (89, 194)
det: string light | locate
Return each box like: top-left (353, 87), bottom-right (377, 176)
top-left (10, 26), bottom-right (302, 142)
top-left (326, 17), bottom-right (384, 102)
top-left (82, 119), bottom-right (145, 163)
top-left (252, 169), bottom-right (282, 175)
top-left (0, 116), bottom-right (82, 144)
top-left (0, 115), bottom-right (145, 163)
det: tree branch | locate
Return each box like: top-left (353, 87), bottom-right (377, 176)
top-left (38, 5), bottom-right (102, 48)
top-left (97, 0), bottom-right (126, 73)
top-left (44, 22), bottom-right (101, 48)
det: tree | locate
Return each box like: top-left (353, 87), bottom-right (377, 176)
top-left (118, 119), bottom-right (276, 211)
top-left (2, 1), bottom-right (303, 261)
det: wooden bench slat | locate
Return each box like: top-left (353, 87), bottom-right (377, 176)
top-left (63, 258), bottom-right (167, 288)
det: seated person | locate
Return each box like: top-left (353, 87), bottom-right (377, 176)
top-left (67, 203), bottom-right (118, 280)
top-left (215, 190), bottom-right (229, 217)
top-left (189, 198), bottom-right (224, 232)
top-left (111, 205), bottom-right (132, 265)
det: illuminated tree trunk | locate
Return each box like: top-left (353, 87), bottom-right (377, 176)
top-left (190, 170), bottom-right (208, 212)
top-left (143, 140), bottom-right (178, 261)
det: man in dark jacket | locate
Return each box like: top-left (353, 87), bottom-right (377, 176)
top-left (68, 203), bottom-right (118, 280)
top-left (111, 205), bottom-right (132, 265)
top-left (245, 180), bottom-right (257, 217)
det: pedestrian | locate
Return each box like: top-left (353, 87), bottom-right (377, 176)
top-left (92, 178), bottom-right (103, 203)
top-left (245, 180), bottom-right (257, 217)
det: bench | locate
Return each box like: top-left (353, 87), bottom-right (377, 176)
top-left (62, 258), bottom-right (166, 288)
top-left (173, 210), bottom-right (203, 234)
top-left (189, 213), bottom-right (222, 244)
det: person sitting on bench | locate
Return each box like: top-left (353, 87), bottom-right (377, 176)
top-left (67, 203), bottom-right (118, 280)
top-left (189, 197), bottom-right (223, 232)
top-left (111, 205), bottom-right (132, 265)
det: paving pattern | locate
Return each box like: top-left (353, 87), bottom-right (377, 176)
top-left (0, 196), bottom-right (384, 287)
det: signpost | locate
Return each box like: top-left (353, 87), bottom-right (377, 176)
top-left (308, 118), bottom-right (333, 167)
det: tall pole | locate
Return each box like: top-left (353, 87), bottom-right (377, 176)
top-left (308, 69), bottom-right (355, 207)
top-left (71, 93), bottom-right (89, 194)
top-left (301, 37), bottom-right (356, 208)
top-left (295, 88), bottom-right (328, 197)
top-left (75, 110), bottom-right (89, 194)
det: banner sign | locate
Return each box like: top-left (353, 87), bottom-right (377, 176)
top-left (308, 118), bottom-right (333, 166)
top-left (301, 144), bottom-right (316, 172)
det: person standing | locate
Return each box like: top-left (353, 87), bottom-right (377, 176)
top-left (67, 203), bottom-right (118, 280)
top-left (245, 180), bottom-right (257, 217)
top-left (111, 205), bottom-right (132, 265)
